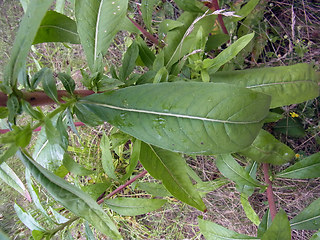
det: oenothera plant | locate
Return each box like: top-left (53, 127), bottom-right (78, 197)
top-left (0, 0), bottom-right (319, 239)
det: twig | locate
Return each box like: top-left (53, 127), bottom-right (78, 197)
top-left (97, 170), bottom-right (148, 204)
top-left (263, 163), bottom-right (277, 220)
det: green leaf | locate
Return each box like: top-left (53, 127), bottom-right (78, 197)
top-left (33, 11), bottom-right (80, 44)
top-left (81, 182), bottom-right (111, 200)
top-left (0, 144), bottom-right (19, 165)
top-left (204, 33), bottom-right (255, 74)
top-left (63, 153), bottom-right (94, 176)
top-left (121, 139), bottom-right (140, 181)
top-left (14, 203), bottom-right (45, 231)
top-left (0, 228), bottom-right (10, 240)
top-left (17, 150), bottom-right (123, 239)
top-left (7, 95), bottom-right (20, 123)
top-left (216, 154), bottom-right (264, 188)
top-left (139, 143), bottom-right (206, 211)
top-left (74, 103), bottom-right (104, 127)
top-left (206, 34), bottom-right (230, 51)
top-left (75, 0), bottom-right (128, 72)
top-left (85, 221), bottom-right (96, 240)
top-left (240, 193), bottom-right (260, 226)
top-left (42, 68), bottom-right (59, 103)
top-left (104, 197), bottom-right (166, 216)
top-left (137, 39), bottom-right (155, 68)
top-left (136, 182), bottom-right (172, 197)
top-left (232, 0), bottom-right (260, 21)
top-left (4, 0), bottom-right (55, 91)
top-left (44, 117), bottom-right (61, 145)
top-left (239, 130), bottom-right (294, 165)
top-left (173, 0), bottom-right (204, 13)
top-left (153, 67), bottom-right (168, 83)
top-left (236, 161), bottom-right (258, 196)
top-left (49, 206), bottom-right (69, 224)
top-left (0, 107), bottom-right (8, 119)
top-left (261, 209), bottom-right (291, 240)
top-left (32, 230), bottom-right (46, 240)
top-left (198, 218), bottom-right (258, 239)
top-left (119, 42), bottom-right (139, 81)
top-left (77, 82), bottom-right (271, 155)
top-left (310, 230), bottom-right (320, 240)
top-left (141, 0), bottom-right (158, 31)
top-left (164, 12), bottom-right (216, 69)
top-left (277, 152), bottom-right (320, 179)
top-left (210, 63), bottom-right (319, 108)
top-left (30, 67), bottom-right (49, 90)
top-left (290, 198), bottom-right (320, 230)
top-left (257, 210), bottom-right (272, 238)
top-left (0, 162), bottom-right (31, 201)
top-left (19, 0), bottom-right (30, 12)
top-left (100, 133), bottom-right (117, 180)
top-left (58, 73), bottom-right (76, 94)
top-left (274, 117), bottom-right (305, 138)
top-left (55, 0), bottom-right (65, 13)
top-left (21, 100), bottom-right (44, 120)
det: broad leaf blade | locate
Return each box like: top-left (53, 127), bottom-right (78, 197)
top-left (75, 0), bottom-right (128, 72)
top-left (210, 63), bottom-right (319, 108)
top-left (140, 143), bottom-right (206, 211)
top-left (33, 11), bottom-right (80, 44)
top-left (198, 218), bottom-right (258, 240)
top-left (239, 130), bottom-right (294, 165)
top-left (277, 152), bottom-right (320, 179)
top-left (261, 209), bottom-right (291, 240)
top-left (104, 198), bottom-right (166, 216)
top-left (4, 0), bottom-right (54, 91)
top-left (77, 82), bottom-right (271, 155)
top-left (216, 154), bottom-right (264, 187)
top-left (17, 150), bottom-right (122, 239)
top-left (290, 198), bottom-right (320, 230)
top-left (63, 154), bottom-right (94, 176)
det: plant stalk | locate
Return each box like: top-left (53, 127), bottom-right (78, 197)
top-left (263, 163), bottom-right (277, 220)
top-left (0, 90), bottom-right (95, 107)
top-left (204, 0), bottom-right (229, 35)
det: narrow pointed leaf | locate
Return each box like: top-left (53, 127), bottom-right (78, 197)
top-left (4, 0), bottom-right (54, 91)
top-left (141, 0), bottom-right (158, 31)
top-left (174, 0), bottom-right (204, 13)
top-left (136, 182), bottom-right (172, 197)
top-left (204, 33), bottom-right (255, 74)
top-left (14, 203), bottom-right (45, 231)
top-left (290, 198), bottom-right (320, 230)
top-left (216, 154), bottom-right (264, 187)
top-left (77, 82), bottom-right (271, 155)
top-left (121, 139), bottom-right (140, 181)
top-left (277, 152), bottom-right (320, 179)
top-left (33, 11), bottom-right (80, 44)
top-left (198, 218), bottom-right (258, 239)
top-left (104, 198), bottom-right (166, 216)
top-left (75, 0), bottom-right (128, 72)
top-left (261, 209), bottom-right (291, 240)
top-left (139, 142), bottom-right (206, 211)
top-left (63, 154), bottom-right (94, 176)
top-left (58, 73), bottom-right (76, 94)
top-left (240, 193), bottom-right (260, 226)
top-left (0, 144), bottom-right (19, 165)
top-left (0, 162), bottom-right (31, 201)
top-left (85, 221), bottom-right (96, 240)
top-left (119, 42), bottom-right (139, 81)
top-left (100, 133), bottom-right (117, 179)
top-left (49, 207), bottom-right (69, 224)
top-left (42, 68), bottom-right (59, 103)
top-left (210, 63), bottom-right (319, 108)
top-left (232, 0), bottom-right (260, 21)
top-left (257, 210), bottom-right (272, 238)
top-left (17, 150), bottom-right (122, 239)
top-left (239, 130), bottom-right (294, 165)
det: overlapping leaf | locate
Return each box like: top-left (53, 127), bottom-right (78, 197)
top-left (17, 150), bottom-right (122, 239)
top-left (75, 0), bottom-right (128, 72)
top-left (210, 63), bottom-right (319, 108)
top-left (76, 82), bottom-right (271, 154)
top-left (261, 210), bottom-right (291, 240)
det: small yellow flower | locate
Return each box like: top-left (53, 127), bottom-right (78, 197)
top-left (290, 112), bottom-right (299, 118)
top-left (295, 153), bottom-right (300, 158)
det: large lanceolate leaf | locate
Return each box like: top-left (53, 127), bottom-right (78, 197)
top-left (76, 82), bottom-right (271, 154)
top-left (210, 63), bottom-right (319, 108)
top-left (290, 198), bottom-right (320, 230)
top-left (276, 152), bottom-right (320, 179)
top-left (239, 130), bottom-right (294, 165)
top-left (139, 143), bottom-right (206, 211)
top-left (17, 150), bottom-right (122, 239)
top-left (4, 0), bottom-right (54, 91)
top-left (75, 0), bottom-right (128, 72)
top-left (198, 218), bottom-right (258, 240)
top-left (33, 11), bottom-right (80, 44)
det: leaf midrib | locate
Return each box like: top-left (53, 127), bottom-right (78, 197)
top-left (247, 80), bottom-right (316, 89)
top-left (80, 101), bottom-right (261, 124)
top-left (39, 25), bottom-right (78, 36)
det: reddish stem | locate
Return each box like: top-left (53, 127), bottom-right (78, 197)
top-left (127, 16), bottom-right (161, 46)
top-left (263, 163), bottom-right (277, 220)
top-left (204, 0), bottom-right (229, 35)
top-left (97, 170), bottom-right (148, 204)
